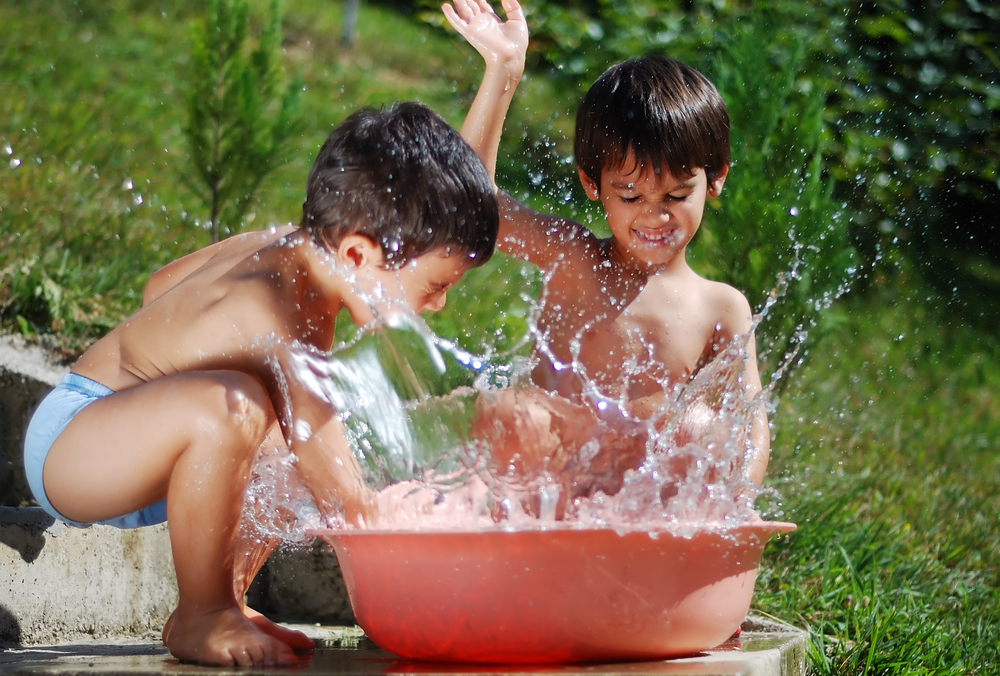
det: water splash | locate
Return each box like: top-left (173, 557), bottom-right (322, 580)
top-left (244, 289), bottom-right (787, 538)
top-left (236, 227), bottom-right (851, 540)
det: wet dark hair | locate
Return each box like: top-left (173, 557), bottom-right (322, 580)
top-left (574, 55), bottom-right (730, 187)
top-left (300, 101), bottom-right (498, 268)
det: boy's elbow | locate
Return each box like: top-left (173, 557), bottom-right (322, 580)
top-left (746, 446), bottom-right (770, 487)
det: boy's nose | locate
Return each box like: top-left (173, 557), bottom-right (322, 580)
top-left (652, 201), bottom-right (671, 219)
top-left (425, 292), bottom-right (447, 312)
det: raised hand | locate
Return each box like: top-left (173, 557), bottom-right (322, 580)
top-left (442, 0), bottom-right (527, 70)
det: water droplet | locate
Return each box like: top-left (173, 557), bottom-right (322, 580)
top-left (9, 158), bottom-right (20, 169)
top-left (122, 177), bottom-right (133, 190)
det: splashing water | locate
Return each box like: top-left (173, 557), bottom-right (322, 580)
top-left (239, 264), bottom-right (805, 539)
top-left (234, 220), bottom-right (858, 540)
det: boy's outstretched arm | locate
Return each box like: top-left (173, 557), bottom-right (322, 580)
top-left (443, 0), bottom-right (527, 179)
top-left (269, 342), bottom-right (376, 527)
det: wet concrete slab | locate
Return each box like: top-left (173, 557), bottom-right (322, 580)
top-left (0, 619), bottom-right (806, 676)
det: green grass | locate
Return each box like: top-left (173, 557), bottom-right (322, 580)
top-left (0, 0), bottom-right (516, 352)
top-left (755, 282), bottom-right (1000, 674)
top-left (2, 1), bottom-right (998, 673)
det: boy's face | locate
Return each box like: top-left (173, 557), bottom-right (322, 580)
top-left (372, 248), bottom-right (472, 314)
top-left (579, 154), bottom-right (727, 269)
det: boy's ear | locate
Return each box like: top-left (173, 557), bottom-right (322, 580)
top-left (577, 167), bottom-right (601, 201)
top-left (336, 234), bottom-right (384, 270)
top-left (707, 164), bottom-right (729, 198)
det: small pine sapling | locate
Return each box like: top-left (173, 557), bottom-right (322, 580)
top-left (183, 0), bottom-right (302, 243)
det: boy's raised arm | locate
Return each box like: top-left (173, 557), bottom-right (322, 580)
top-left (444, 0), bottom-right (527, 179)
top-left (446, 1), bottom-right (592, 269)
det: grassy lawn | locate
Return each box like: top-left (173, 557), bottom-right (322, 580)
top-left (757, 287), bottom-right (1000, 674)
top-left (1, 1), bottom-right (997, 673)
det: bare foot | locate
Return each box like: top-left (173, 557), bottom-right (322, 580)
top-left (243, 605), bottom-right (315, 651)
top-left (163, 605), bottom-right (298, 666)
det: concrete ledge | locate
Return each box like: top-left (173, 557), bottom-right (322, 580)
top-left (0, 617), bottom-right (808, 675)
top-left (1, 508), bottom-right (178, 645)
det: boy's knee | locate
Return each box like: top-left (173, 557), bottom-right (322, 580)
top-left (204, 372), bottom-right (270, 444)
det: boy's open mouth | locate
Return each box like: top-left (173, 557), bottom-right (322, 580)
top-left (633, 227), bottom-right (676, 247)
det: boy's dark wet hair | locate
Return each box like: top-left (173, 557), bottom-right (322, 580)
top-left (575, 55), bottom-right (730, 186)
top-left (301, 101), bottom-right (498, 268)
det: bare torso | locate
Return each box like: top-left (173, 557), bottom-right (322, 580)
top-left (530, 232), bottom-right (748, 412)
top-left (74, 228), bottom-right (342, 393)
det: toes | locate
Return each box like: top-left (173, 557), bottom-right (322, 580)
top-left (274, 641), bottom-right (298, 665)
top-left (229, 647), bottom-right (253, 667)
top-left (281, 628), bottom-right (315, 650)
top-left (247, 643), bottom-right (267, 666)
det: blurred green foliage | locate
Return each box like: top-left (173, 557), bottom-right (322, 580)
top-left (689, 12), bottom-right (856, 378)
top-left (827, 0), bottom-right (1000, 329)
top-left (0, 0), bottom-right (482, 351)
top-left (183, 0), bottom-right (303, 243)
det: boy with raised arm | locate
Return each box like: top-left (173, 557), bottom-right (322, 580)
top-left (23, 102), bottom-right (498, 666)
top-left (444, 0), bottom-right (769, 490)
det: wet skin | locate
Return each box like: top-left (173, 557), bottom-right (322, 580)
top-left (447, 0), bottom-right (769, 488)
top-left (41, 227), bottom-right (470, 666)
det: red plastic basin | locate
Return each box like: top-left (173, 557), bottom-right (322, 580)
top-left (312, 521), bottom-right (795, 663)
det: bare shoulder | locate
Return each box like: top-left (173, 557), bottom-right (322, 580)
top-left (224, 232), bottom-right (340, 347)
top-left (698, 277), bottom-right (754, 336)
top-left (144, 225), bottom-right (297, 305)
top-left (213, 225), bottom-right (298, 260)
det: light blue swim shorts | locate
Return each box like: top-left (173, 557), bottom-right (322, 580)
top-left (23, 373), bottom-right (168, 529)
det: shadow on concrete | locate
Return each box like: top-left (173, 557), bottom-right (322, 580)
top-left (0, 604), bottom-right (22, 646)
top-left (0, 643), bottom-right (165, 663)
top-left (0, 508), bottom-right (53, 563)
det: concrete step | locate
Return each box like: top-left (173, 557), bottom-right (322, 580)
top-left (1, 507), bottom-right (352, 645)
top-left (1, 508), bottom-right (177, 645)
top-left (0, 618), bottom-right (808, 676)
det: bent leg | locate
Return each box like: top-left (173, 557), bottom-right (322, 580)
top-left (43, 371), bottom-right (298, 666)
top-left (234, 423), bottom-right (313, 651)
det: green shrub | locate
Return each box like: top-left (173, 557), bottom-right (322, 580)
top-left (690, 12), bottom-right (856, 380)
top-left (183, 0), bottom-right (303, 243)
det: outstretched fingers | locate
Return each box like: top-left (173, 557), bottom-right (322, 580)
top-left (442, 0), bottom-right (527, 63)
top-left (500, 0), bottom-right (525, 23)
top-left (442, 0), bottom-right (496, 35)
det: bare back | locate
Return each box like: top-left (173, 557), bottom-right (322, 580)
top-left (73, 227), bottom-right (340, 393)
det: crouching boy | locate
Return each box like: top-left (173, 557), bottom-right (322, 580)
top-left (23, 102), bottom-right (498, 666)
